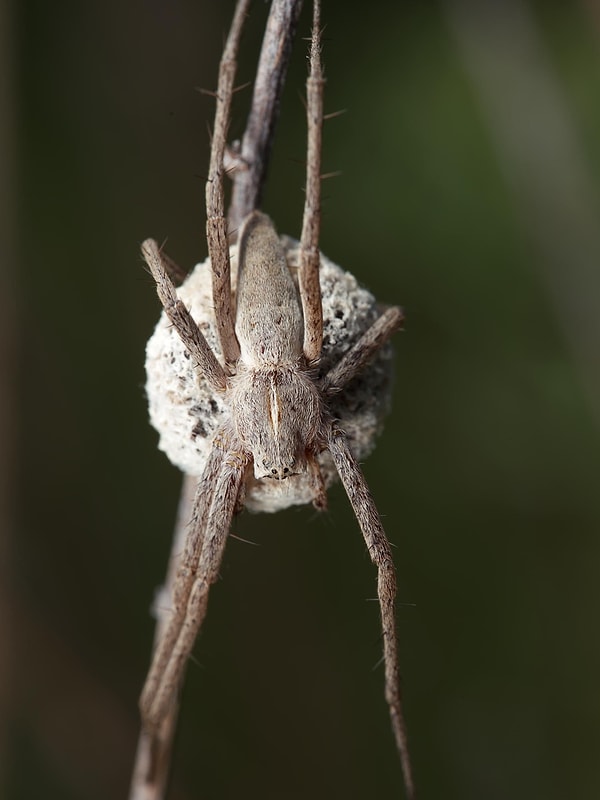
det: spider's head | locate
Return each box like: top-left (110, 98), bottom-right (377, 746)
top-left (230, 366), bottom-right (322, 482)
top-left (257, 456), bottom-right (299, 481)
top-left (251, 429), bottom-right (306, 482)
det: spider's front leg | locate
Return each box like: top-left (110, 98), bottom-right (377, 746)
top-left (139, 431), bottom-right (227, 728)
top-left (326, 426), bottom-right (415, 800)
top-left (140, 236), bottom-right (249, 732)
top-left (141, 439), bottom-right (249, 732)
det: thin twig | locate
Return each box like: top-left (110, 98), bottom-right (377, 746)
top-left (130, 2), bottom-right (305, 798)
top-left (129, 474), bottom-right (196, 800)
top-left (228, 0), bottom-right (304, 231)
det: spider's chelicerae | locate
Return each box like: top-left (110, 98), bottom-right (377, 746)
top-left (139, 1), bottom-right (414, 797)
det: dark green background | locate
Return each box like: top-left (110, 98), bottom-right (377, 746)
top-left (6, 0), bottom-right (600, 798)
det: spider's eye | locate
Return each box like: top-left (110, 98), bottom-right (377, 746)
top-left (271, 468), bottom-right (277, 475)
top-left (283, 467), bottom-right (290, 475)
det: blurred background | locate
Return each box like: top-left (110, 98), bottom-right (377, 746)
top-left (3, 0), bottom-right (600, 797)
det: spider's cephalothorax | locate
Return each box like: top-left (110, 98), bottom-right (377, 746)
top-left (137, 1), bottom-right (415, 798)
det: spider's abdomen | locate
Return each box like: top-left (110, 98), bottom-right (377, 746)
top-left (235, 212), bottom-right (304, 368)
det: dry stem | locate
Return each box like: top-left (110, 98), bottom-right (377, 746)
top-left (130, 2), bottom-right (305, 798)
top-left (228, 0), bottom-right (304, 230)
top-left (129, 475), bottom-right (196, 800)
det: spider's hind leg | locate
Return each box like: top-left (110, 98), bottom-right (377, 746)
top-left (299, 0), bottom-right (325, 364)
top-left (204, 0), bottom-right (251, 366)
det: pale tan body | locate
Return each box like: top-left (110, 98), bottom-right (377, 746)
top-left (136, 1), bottom-right (415, 798)
top-left (231, 213), bottom-right (323, 482)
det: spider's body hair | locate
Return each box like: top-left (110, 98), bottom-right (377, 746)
top-left (232, 213), bottom-right (323, 482)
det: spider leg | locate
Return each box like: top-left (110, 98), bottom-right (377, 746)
top-left (321, 306), bottom-right (404, 393)
top-left (299, 0), bottom-right (324, 363)
top-left (158, 247), bottom-right (188, 286)
top-left (326, 426), bottom-right (415, 800)
top-left (142, 442), bottom-right (249, 731)
top-left (172, 431), bottom-right (233, 609)
top-left (140, 433), bottom-right (227, 729)
top-left (205, 0), bottom-right (251, 366)
top-left (142, 238), bottom-right (228, 392)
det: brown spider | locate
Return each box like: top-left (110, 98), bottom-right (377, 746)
top-left (137, 1), bottom-right (414, 797)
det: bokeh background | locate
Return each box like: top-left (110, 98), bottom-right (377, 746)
top-left (4, 0), bottom-right (600, 797)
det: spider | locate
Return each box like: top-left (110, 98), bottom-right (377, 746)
top-left (138, 1), bottom-right (414, 797)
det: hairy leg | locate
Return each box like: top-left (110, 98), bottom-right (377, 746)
top-left (157, 247), bottom-right (188, 286)
top-left (140, 432), bottom-right (230, 731)
top-left (142, 446), bottom-right (249, 730)
top-left (299, 0), bottom-right (324, 363)
top-left (327, 426), bottom-right (415, 800)
top-left (205, 0), bottom-right (251, 366)
top-left (142, 238), bottom-right (228, 392)
top-left (321, 306), bottom-right (404, 392)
